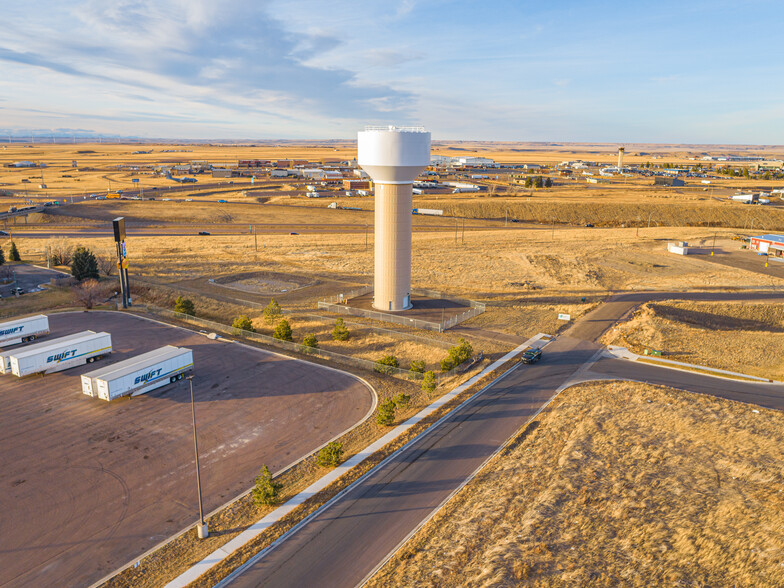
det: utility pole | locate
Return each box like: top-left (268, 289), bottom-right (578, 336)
top-left (188, 375), bottom-right (208, 539)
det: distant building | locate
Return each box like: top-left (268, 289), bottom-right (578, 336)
top-left (750, 234), bottom-right (784, 257)
top-left (754, 161), bottom-right (784, 171)
top-left (301, 168), bottom-right (325, 179)
top-left (453, 156), bottom-right (495, 167)
top-left (430, 155), bottom-right (496, 167)
top-left (343, 179), bottom-right (371, 190)
top-left (654, 176), bottom-right (685, 187)
top-left (238, 160), bottom-right (270, 168)
top-left (212, 169), bottom-right (238, 178)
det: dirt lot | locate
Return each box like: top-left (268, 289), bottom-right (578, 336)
top-left (0, 311), bottom-right (373, 588)
top-left (602, 300), bottom-right (784, 380)
top-left (367, 380), bottom-right (784, 587)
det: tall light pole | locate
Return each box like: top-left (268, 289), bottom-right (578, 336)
top-left (188, 375), bottom-right (208, 539)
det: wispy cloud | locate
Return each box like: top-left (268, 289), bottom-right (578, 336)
top-left (1, 0), bottom-right (783, 142)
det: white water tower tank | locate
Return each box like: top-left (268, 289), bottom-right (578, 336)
top-left (358, 126), bottom-right (431, 311)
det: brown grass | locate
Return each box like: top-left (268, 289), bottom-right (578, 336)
top-left (10, 226), bottom-right (784, 318)
top-left (0, 285), bottom-right (76, 318)
top-left (602, 301), bottom-right (784, 380)
top-left (367, 380), bottom-right (784, 588)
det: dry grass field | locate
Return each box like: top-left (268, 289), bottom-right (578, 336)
top-left (9, 224), bottom-right (783, 344)
top-left (367, 380), bottom-right (784, 588)
top-left (602, 301), bottom-right (784, 380)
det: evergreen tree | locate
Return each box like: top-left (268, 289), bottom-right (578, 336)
top-left (316, 442), bottom-right (343, 467)
top-left (273, 318), bottom-right (293, 341)
top-left (441, 338), bottom-right (474, 371)
top-left (70, 246), bottom-right (99, 281)
top-left (409, 360), bottom-right (426, 374)
top-left (422, 371), bottom-right (437, 395)
top-left (232, 315), bottom-right (255, 332)
top-left (8, 241), bottom-right (20, 262)
top-left (252, 465), bottom-right (282, 506)
top-left (374, 355), bottom-right (399, 374)
top-left (302, 333), bottom-right (319, 348)
top-left (263, 298), bottom-right (283, 324)
top-left (174, 296), bottom-right (195, 316)
top-left (393, 393), bottom-right (410, 410)
top-left (376, 399), bottom-right (396, 426)
top-left (331, 317), bottom-right (350, 341)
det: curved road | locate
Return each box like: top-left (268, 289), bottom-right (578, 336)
top-left (221, 290), bottom-right (784, 588)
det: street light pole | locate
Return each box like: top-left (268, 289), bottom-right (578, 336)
top-left (188, 375), bottom-right (208, 539)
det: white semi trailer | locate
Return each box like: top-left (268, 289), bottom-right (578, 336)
top-left (2, 330), bottom-right (86, 375)
top-left (10, 331), bottom-right (112, 377)
top-left (0, 315), bottom-right (49, 347)
top-left (82, 345), bottom-right (193, 401)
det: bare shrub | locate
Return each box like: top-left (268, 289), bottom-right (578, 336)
top-left (47, 237), bottom-right (75, 266)
top-left (73, 279), bottom-right (107, 309)
top-left (96, 255), bottom-right (115, 276)
top-left (51, 276), bottom-right (77, 287)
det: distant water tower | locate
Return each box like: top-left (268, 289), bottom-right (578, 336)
top-left (617, 146), bottom-right (625, 169)
top-left (358, 126), bottom-right (431, 311)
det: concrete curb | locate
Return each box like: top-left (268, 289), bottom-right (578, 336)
top-left (606, 345), bottom-right (778, 383)
top-left (167, 333), bottom-right (550, 588)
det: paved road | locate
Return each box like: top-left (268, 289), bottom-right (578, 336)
top-left (222, 290), bottom-right (784, 588)
top-left (0, 263), bottom-right (67, 297)
top-left (565, 289), bottom-right (784, 342)
top-left (586, 355), bottom-right (784, 411)
top-left (701, 249), bottom-right (784, 280)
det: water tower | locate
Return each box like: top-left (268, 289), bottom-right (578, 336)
top-left (358, 126), bottom-right (431, 311)
top-left (617, 146), bottom-right (625, 169)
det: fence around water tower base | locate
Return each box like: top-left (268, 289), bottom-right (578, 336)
top-left (318, 287), bottom-right (485, 333)
top-left (132, 304), bottom-right (475, 385)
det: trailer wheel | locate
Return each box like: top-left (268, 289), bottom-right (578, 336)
top-left (170, 376), bottom-right (176, 383)
top-left (87, 357), bottom-right (94, 363)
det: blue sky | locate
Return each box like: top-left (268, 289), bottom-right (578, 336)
top-left (0, 0), bottom-right (782, 142)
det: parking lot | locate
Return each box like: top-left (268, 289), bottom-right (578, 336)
top-left (0, 263), bottom-right (67, 298)
top-left (0, 311), bottom-right (373, 588)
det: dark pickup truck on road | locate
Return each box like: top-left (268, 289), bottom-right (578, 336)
top-left (519, 348), bottom-right (542, 364)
